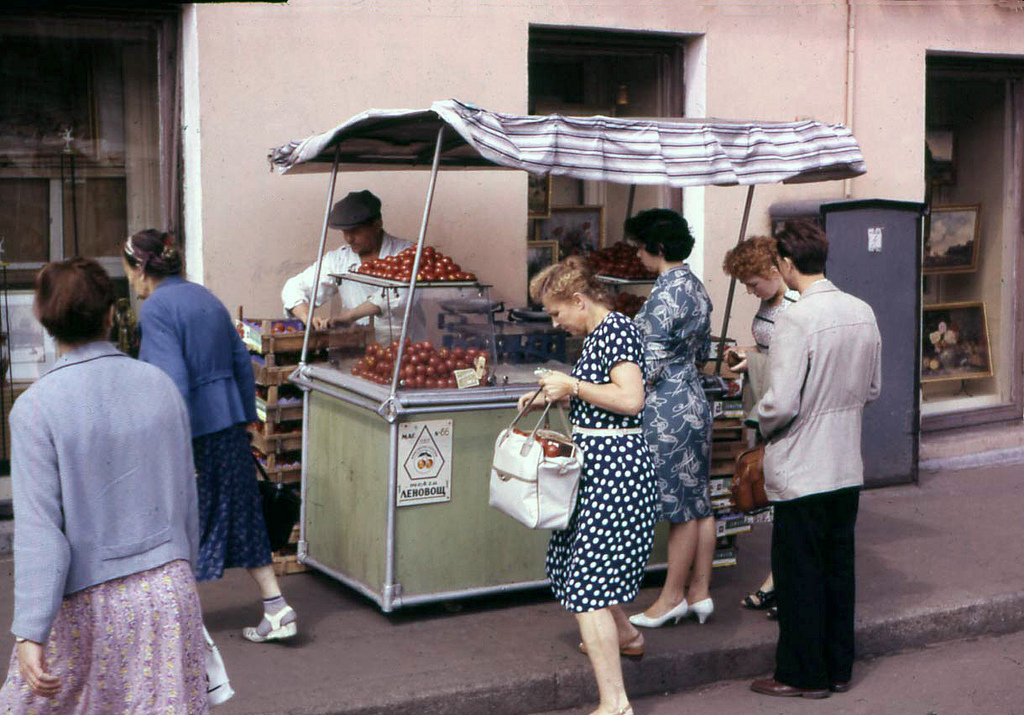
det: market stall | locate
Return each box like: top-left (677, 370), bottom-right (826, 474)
top-left (268, 99), bottom-right (866, 611)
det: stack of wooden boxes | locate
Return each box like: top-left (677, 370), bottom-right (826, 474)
top-left (237, 316), bottom-right (370, 575)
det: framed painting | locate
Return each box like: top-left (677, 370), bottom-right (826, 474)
top-left (924, 204), bottom-right (980, 274)
top-left (526, 240), bottom-right (559, 300)
top-left (527, 173), bottom-right (551, 219)
top-left (925, 128), bottom-right (956, 185)
top-left (921, 301), bottom-right (993, 383)
top-left (2, 291), bottom-right (58, 381)
top-left (535, 205), bottom-right (604, 258)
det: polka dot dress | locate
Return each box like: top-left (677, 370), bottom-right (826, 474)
top-left (546, 311), bottom-right (659, 613)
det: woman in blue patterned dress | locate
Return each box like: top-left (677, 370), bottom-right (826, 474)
top-left (123, 229), bottom-right (297, 644)
top-left (519, 256), bottom-right (658, 715)
top-left (625, 210), bottom-right (717, 629)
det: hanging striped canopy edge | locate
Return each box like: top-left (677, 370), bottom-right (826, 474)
top-left (268, 99), bottom-right (866, 187)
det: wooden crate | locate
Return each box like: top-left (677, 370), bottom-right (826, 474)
top-left (254, 449), bottom-right (301, 483)
top-left (251, 415), bottom-right (302, 437)
top-left (237, 318), bottom-right (371, 358)
top-left (272, 551), bottom-right (309, 576)
top-left (249, 427), bottom-right (302, 454)
top-left (252, 359), bottom-right (298, 387)
top-left (256, 384), bottom-right (304, 423)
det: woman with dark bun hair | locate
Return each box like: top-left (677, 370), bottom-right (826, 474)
top-left (0, 258), bottom-right (207, 713)
top-left (625, 209), bottom-right (717, 630)
top-left (123, 229), bottom-right (297, 643)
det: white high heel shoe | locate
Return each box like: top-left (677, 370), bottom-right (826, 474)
top-left (628, 598), bottom-right (689, 628)
top-left (688, 597), bottom-right (715, 624)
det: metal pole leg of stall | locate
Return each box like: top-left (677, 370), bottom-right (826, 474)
top-left (381, 125), bottom-right (447, 611)
top-left (299, 144), bottom-right (343, 367)
top-left (714, 185), bottom-right (756, 375)
top-left (297, 144), bottom-right (342, 563)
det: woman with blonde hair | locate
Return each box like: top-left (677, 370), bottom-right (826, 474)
top-left (518, 256), bottom-right (657, 715)
top-left (722, 234), bottom-right (799, 618)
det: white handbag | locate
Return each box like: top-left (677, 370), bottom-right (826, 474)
top-left (489, 391), bottom-right (583, 530)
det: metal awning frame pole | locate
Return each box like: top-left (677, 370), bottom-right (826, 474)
top-left (384, 126), bottom-right (446, 412)
top-left (299, 144), bottom-right (343, 367)
top-left (715, 184), bottom-right (756, 375)
top-left (297, 143), bottom-right (342, 564)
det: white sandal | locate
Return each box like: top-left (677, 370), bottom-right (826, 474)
top-left (242, 605), bottom-right (297, 643)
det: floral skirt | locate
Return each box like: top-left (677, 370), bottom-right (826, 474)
top-left (0, 560), bottom-right (208, 715)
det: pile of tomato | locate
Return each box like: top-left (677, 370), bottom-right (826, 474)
top-left (588, 241), bottom-right (657, 280)
top-left (350, 339), bottom-right (490, 389)
top-left (613, 292), bottom-right (647, 318)
top-left (353, 246), bottom-right (477, 282)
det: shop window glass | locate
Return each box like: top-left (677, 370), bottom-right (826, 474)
top-left (922, 73), bottom-right (1022, 421)
top-left (0, 20), bottom-right (164, 278)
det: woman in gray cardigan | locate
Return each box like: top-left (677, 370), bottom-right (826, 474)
top-left (0, 258), bottom-right (208, 713)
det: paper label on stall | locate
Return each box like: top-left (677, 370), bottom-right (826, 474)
top-left (397, 419), bottom-right (453, 507)
top-left (453, 368), bottom-right (480, 389)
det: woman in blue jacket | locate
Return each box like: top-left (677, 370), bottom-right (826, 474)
top-left (123, 229), bottom-right (297, 643)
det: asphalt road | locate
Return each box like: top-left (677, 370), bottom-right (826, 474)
top-left (538, 628), bottom-right (1024, 715)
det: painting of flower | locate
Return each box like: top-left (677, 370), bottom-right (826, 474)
top-left (921, 302), bottom-right (992, 382)
top-left (535, 206), bottom-right (604, 259)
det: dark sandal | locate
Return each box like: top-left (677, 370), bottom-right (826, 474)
top-left (766, 605), bottom-right (779, 620)
top-left (742, 589), bottom-right (776, 610)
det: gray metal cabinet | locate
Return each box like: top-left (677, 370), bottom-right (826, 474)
top-left (822, 199), bottom-right (924, 487)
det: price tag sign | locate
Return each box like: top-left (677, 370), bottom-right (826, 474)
top-left (453, 368), bottom-right (480, 389)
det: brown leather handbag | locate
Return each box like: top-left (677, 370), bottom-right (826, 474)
top-left (730, 444), bottom-right (769, 514)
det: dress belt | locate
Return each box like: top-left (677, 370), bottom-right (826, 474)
top-left (571, 426), bottom-right (644, 437)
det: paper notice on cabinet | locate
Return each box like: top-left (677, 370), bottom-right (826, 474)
top-left (397, 419), bottom-right (453, 507)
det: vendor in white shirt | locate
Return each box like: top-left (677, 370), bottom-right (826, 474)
top-left (281, 190), bottom-right (418, 343)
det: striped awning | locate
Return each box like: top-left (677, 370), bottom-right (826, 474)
top-left (269, 99), bottom-right (866, 186)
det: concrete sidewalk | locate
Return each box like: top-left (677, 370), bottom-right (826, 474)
top-left (0, 463), bottom-right (1021, 715)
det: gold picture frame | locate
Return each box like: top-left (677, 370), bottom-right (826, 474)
top-left (921, 301), bottom-right (993, 383)
top-left (535, 205), bottom-right (605, 258)
top-left (923, 204), bottom-right (981, 275)
top-left (527, 173), bottom-right (552, 219)
top-left (527, 239), bottom-right (559, 288)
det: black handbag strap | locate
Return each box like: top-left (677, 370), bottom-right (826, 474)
top-left (253, 452), bottom-right (270, 482)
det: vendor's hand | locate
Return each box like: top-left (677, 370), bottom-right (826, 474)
top-left (724, 347), bottom-right (748, 373)
top-left (539, 371), bottom-right (575, 403)
top-left (17, 640), bottom-right (60, 698)
top-left (310, 316), bottom-right (334, 331)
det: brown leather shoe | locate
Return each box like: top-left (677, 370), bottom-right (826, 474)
top-left (750, 678), bottom-right (830, 699)
top-left (830, 681), bottom-right (851, 693)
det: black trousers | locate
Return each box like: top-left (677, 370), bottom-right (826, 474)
top-left (771, 487), bottom-right (860, 690)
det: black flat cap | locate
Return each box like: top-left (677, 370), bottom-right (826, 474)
top-left (328, 190), bottom-right (382, 229)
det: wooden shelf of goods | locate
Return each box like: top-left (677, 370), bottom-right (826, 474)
top-left (256, 384), bottom-right (303, 423)
top-left (254, 449), bottom-right (301, 484)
